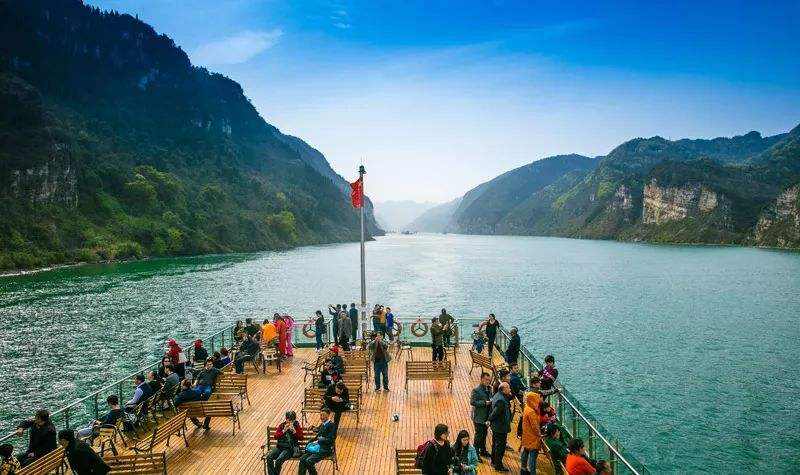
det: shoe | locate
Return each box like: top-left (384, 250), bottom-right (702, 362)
top-left (375, 388), bottom-right (381, 392)
top-left (191, 420), bottom-right (202, 428)
top-left (203, 424), bottom-right (210, 430)
top-left (384, 388), bottom-right (390, 392)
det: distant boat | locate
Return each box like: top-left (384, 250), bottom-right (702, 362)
top-left (401, 230), bottom-right (416, 235)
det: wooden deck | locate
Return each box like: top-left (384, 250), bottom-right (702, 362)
top-left (117, 345), bottom-right (531, 474)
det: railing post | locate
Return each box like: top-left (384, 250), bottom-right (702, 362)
top-left (571, 407), bottom-right (578, 440)
top-left (64, 407), bottom-right (70, 429)
top-left (93, 393), bottom-right (99, 420)
top-left (211, 335), bottom-right (216, 353)
top-left (610, 440), bottom-right (618, 475)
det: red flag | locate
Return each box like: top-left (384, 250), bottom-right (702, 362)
top-left (350, 176), bottom-right (364, 208)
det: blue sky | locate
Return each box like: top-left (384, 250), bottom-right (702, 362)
top-left (89, 0), bottom-right (800, 202)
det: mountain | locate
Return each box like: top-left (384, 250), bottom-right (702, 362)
top-left (374, 200), bottom-right (439, 231)
top-left (406, 198), bottom-right (462, 233)
top-left (447, 127), bottom-right (800, 248)
top-left (0, 0), bottom-right (382, 271)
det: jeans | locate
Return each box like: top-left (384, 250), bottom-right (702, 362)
top-left (190, 416), bottom-right (211, 428)
top-left (386, 322), bottom-right (394, 341)
top-left (350, 316), bottom-right (358, 341)
top-left (520, 448), bottom-right (538, 473)
top-left (234, 355), bottom-right (252, 374)
top-left (491, 430), bottom-right (508, 468)
top-left (473, 421), bottom-right (488, 454)
top-left (315, 332), bottom-right (324, 350)
top-left (266, 447), bottom-right (293, 475)
top-left (372, 321), bottom-right (381, 335)
top-left (432, 344), bottom-right (444, 361)
top-left (374, 360), bottom-right (389, 389)
top-left (298, 451), bottom-right (331, 475)
top-left (197, 384), bottom-right (212, 400)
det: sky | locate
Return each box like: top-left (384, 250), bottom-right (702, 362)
top-left (88, 0), bottom-right (800, 202)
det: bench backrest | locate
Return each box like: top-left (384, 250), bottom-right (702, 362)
top-left (105, 452), bottom-right (167, 474)
top-left (406, 361), bottom-right (452, 373)
top-left (311, 373), bottom-right (363, 388)
top-left (214, 373), bottom-right (247, 393)
top-left (147, 411), bottom-right (187, 448)
top-left (17, 446), bottom-right (65, 475)
top-left (395, 449), bottom-right (421, 474)
top-left (265, 425), bottom-right (317, 451)
top-left (179, 400), bottom-right (234, 418)
top-left (469, 350), bottom-right (493, 368)
top-left (303, 385), bottom-right (362, 409)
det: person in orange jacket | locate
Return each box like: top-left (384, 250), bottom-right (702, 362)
top-left (520, 391), bottom-right (542, 474)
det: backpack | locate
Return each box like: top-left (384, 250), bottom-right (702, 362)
top-left (414, 440), bottom-right (435, 469)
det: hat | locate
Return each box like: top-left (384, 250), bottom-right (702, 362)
top-left (330, 346), bottom-right (340, 354)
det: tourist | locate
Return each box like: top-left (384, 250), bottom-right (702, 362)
top-left (219, 348), bottom-right (232, 366)
top-left (193, 339), bottom-right (208, 364)
top-left (58, 429), bottom-right (110, 474)
top-left (487, 382), bottom-right (512, 472)
top-left (528, 375), bottom-right (558, 399)
top-left (520, 392), bottom-right (542, 475)
top-left (174, 379), bottom-right (208, 429)
top-left (262, 318), bottom-right (279, 348)
top-left (126, 374), bottom-right (153, 406)
top-left (166, 338), bottom-right (186, 379)
top-left (438, 309), bottom-right (454, 347)
top-left (147, 370), bottom-right (162, 394)
top-left (595, 460), bottom-right (612, 475)
top-left (419, 423), bottom-right (453, 475)
top-left (337, 312), bottom-right (352, 351)
top-left (481, 314), bottom-right (499, 358)
top-left (471, 328), bottom-right (485, 353)
top-left (328, 346), bottom-right (345, 374)
top-left (349, 303), bottom-right (359, 342)
top-left (194, 357), bottom-right (223, 400)
top-left (297, 407), bottom-right (337, 475)
top-left (504, 327), bottom-right (520, 365)
top-left (565, 438), bottom-right (597, 475)
top-left (235, 335), bottom-right (260, 374)
top-left (233, 320), bottom-right (246, 339)
top-left (451, 430), bottom-right (478, 475)
top-left (245, 318), bottom-right (260, 338)
top-left (284, 314), bottom-right (296, 357)
top-left (211, 351), bottom-right (224, 369)
top-left (264, 411), bottom-right (303, 475)
top-left (275, 315), bottom-right (289, 355)
top-left (314, 310), bottom-right (326, 351)
top-left (492, 368), bottom-right (511, 395)
top-left (509, 363), bottom-right (526, 403)
top-left (318, 360), bottom-right (340, 388)
top-left (544, 424), bottom-right (568, 471)
top-left (323, 382), bottom-right (350, 428)
top-left (378, 305), bottom-right (388, 338)
top-left (385, 306), bottom-right (395, 341)
top-left (0, 443), bottom-right (20, 475)
top-left (537, 355), bottom-right (559, 392)
top-left (469, 372), bottom-right (492, 458)
top-left (430, 317), bottom-right (444, 361)
top-left (540, 401), bottom-right (557, 427)
top-left (328, 304), bottom-right (341, 338)
top-left (368, 332), bottom-right (391, 391)
top-left (77, 395), bottom-right (124, 440)
top-left (14, 409), bottom-right (56, 467)
top-left (371, 304), bottom-right (381, 335)
top-left (162, 364), bottom-right (180, 394)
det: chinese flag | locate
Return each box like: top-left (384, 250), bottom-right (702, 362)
top-left (350, 176), bottom-right (364, 208)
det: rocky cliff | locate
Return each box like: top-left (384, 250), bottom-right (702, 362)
top-left (752, 185), bottom-right (800, 247)
top-left (642, 180), bottom-right (730, 228)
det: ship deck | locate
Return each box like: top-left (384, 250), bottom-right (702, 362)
top-left (135, 345), bottom-right (524, 474)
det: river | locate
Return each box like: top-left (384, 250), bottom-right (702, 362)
top-left (1, 233), bottom-right (798, 473)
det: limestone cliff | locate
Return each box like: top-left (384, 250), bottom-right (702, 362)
top-left (9, 142), bottom-right (77, 207)
top-left (642, 179), bottom-right (730, 228)
top-left (752, 185), bottom-right (800, 247)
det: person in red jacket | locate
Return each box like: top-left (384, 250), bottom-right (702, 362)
top-left (565, 438), bottom-right (597, 475)
top-left (264, 411), bottom-right (303, 475)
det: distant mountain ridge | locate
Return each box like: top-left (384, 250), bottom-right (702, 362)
top-left (426, 127), bottom-right (800, 248)
top-left (374, 200), bottom-right (439, 231)
top-left (0, 0), bottom-right (381, 270)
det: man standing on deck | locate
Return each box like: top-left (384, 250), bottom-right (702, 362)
top-left (430, 317), bottom-right (444, 361)
top-left (368, 332), bottom-right (391, 391)
top-left (487, 382), bottom-right (512, 472)
top-left (505, 327), bottom-right (521, 365)
top-left (349, 303), bottom-right (358, 342)
top-left (337, 312), bottom-right (352, 351)
top-left (328, 304), bottom-right (341, 340)
top-left (438, 309), bottom-right (453, 347)
top-left (470, 372), bottom-right (493, 458)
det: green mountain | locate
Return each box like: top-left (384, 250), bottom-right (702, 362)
top-left (0, 0), bottom-right (381, 271)
top-left (443, 128), bottom-right (800, 248)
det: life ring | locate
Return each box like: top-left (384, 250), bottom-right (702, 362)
top-left (302, 322), bottom-right (316, 339)
top-left (389, 321), bottom-right (401, 338)
top-left (410, 319), bottom-right (429, 337)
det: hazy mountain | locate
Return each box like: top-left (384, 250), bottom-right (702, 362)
top-left (374, 200), bottom-right (440, 231)
top-left (0, 0), bottom-right (382, 270)
top-left (405, 198), bottom-right (462, 233)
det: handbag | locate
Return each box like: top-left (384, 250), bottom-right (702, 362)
top-left (305, 441), bottom-right (321, 454)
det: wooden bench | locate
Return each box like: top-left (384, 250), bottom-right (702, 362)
top-left (444, 345), bottom-right (457, 365)
top-left (395, 448), bottom-right (421, 474)
top-left (340, 353), bottom-right (369, 383)
top-left (261, 426), bottom-right (338, 473)
top-left (311, 372), bottom-right (364, 395)
top-left (132, 410), bottom-right (189, 454)
top-left (300, 386), bottom-right (362, 426)
top-left (469, 350), bottom-right (504, 377)
top-left (178, 400), bottom-right (241, 435)
top-left (303, 351), bottom-right (329, 382)
top-left (396, 340), bottom-right (413, 360)
top-left (104, 452), bottom-right (167, 474)
top-left (259, 344), bottom-right (282, 373)
top-left (17, 446), bottom-right (66, 475)
top-left (213, 373), bottom-right (250, 409)
top-left (405, 361), bottom-right (453, 392)
top-left (92, 421), bottom-right (127, 456)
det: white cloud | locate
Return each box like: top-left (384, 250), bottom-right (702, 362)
top-left (192, 29), bottom-right (283, 66)
top-left (333, 22), bottom-right (351, 29)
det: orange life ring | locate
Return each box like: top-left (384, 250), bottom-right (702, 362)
top-left (410, 320), bottom-right (429, 337)
top-left (389, 321), bottom-right (401, 338)
top-left (302, 322), bottom-right (316, 339)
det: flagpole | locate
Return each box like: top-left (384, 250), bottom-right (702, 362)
top-left (358, 164), bottom-right (367, 334)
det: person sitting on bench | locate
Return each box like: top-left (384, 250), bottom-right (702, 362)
top-left (126, 374), bottom-right (153, 407)
top-left (318, 360), bottom-right (340, 389)
top-left (194, 357), bottom-right (223, 400)
top-left (328, 346), bottom-right (345, 374)
top-left (14, 409), bottom-right (56, 467)
top-left (298, 407), bottom-right (337, 475)
top-left (264, 411), bottom-right (303, 475)
top-left (235, 335), bottom-right (261, 374)
top-left (323, 382), bottom-right (350, 428)
top-left (58, 429), bottom-right (110, 475)
top-left (174, 379), bottom-right (210, 430)
top-left (76, 395), bottom-right (124, 440)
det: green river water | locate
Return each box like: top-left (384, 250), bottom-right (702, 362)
top-left (0, 233), bottom-right (798, 473)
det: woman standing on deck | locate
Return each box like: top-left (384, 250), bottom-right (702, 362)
top-left (481, 314), bottom-right (499, 358)
top-left (275, 315), bottom-right (289, 356)
top-left (166, 339), bottom-right (186, 379)
top-left (284, 314), bottom-right (295, 357)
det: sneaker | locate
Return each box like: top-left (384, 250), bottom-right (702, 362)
top-left (375, 388), bottom-right (381, 392)
top-left (384, 388), bottom-right (390, 392)
top-left (203, 424), bottom-right (210, 431)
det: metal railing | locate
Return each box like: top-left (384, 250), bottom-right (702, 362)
top-left (2, 313), bottom-right (648, 474)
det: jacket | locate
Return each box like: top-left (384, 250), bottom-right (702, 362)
top-left (430, 322), bottom-right (444, 346)
top-left (505, 334), bottom-right (520, 363)
top-left (545, 436), bottom-right (567, 466)
top-left (261, 323), bottom-right (278, 343)
top-left (66, 439), bottom-right (110, 475)
top-left (368, 339), bottom-right (392, 363)
top-left (349, 307), bottom-right (358, 321)
top-left (521, 392), bottom-right (542, 450)
top-left (565, 453), bottom-right (597, 475)
top-left (487, 392), bottom-right (511, 434)
top-left (452, 444), bottom-right (479, 475)
top-left (323, 385), bottom-right (350, 412)
top-left (274, 420), bottom-right (304, 447)
top-left (438, 313), bottom-right (453, 334)
top-left (16, 419), bottom-right (56, 459)
top-left (175, 387), bottom-right (202, 406)
top-left (510, 372), bottom-right (526, 398)
top-left (314, 420), bottom-right (337, 452)
top-left (193, 347), bottom-right (208, 362)
top-left (338, 318), bottom-right (352, 341)
top-left (469, 384), bottom-right (492, 423)
top-left (420, 441), bottom-right (453, 475)
top-left (315, 315), bottom-right (326, 333)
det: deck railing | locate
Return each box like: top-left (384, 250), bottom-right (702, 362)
top-left (1, 313), bottom-right (648, 474)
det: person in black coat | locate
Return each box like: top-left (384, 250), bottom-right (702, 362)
top-left (420, 423), bottom-right (454, 475)
top-left (58, 429), bottom-right (110, 474)
top-left (298, 408), bottom-right (337, 475)
top-left (323, 382), bottom-right (350, 428)
top-left (15, 409), bottom-right (56, 467)
top-left (504, 327), bottom-right (521, 365)
top-left (487, 383), bottom-right (512, 472)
